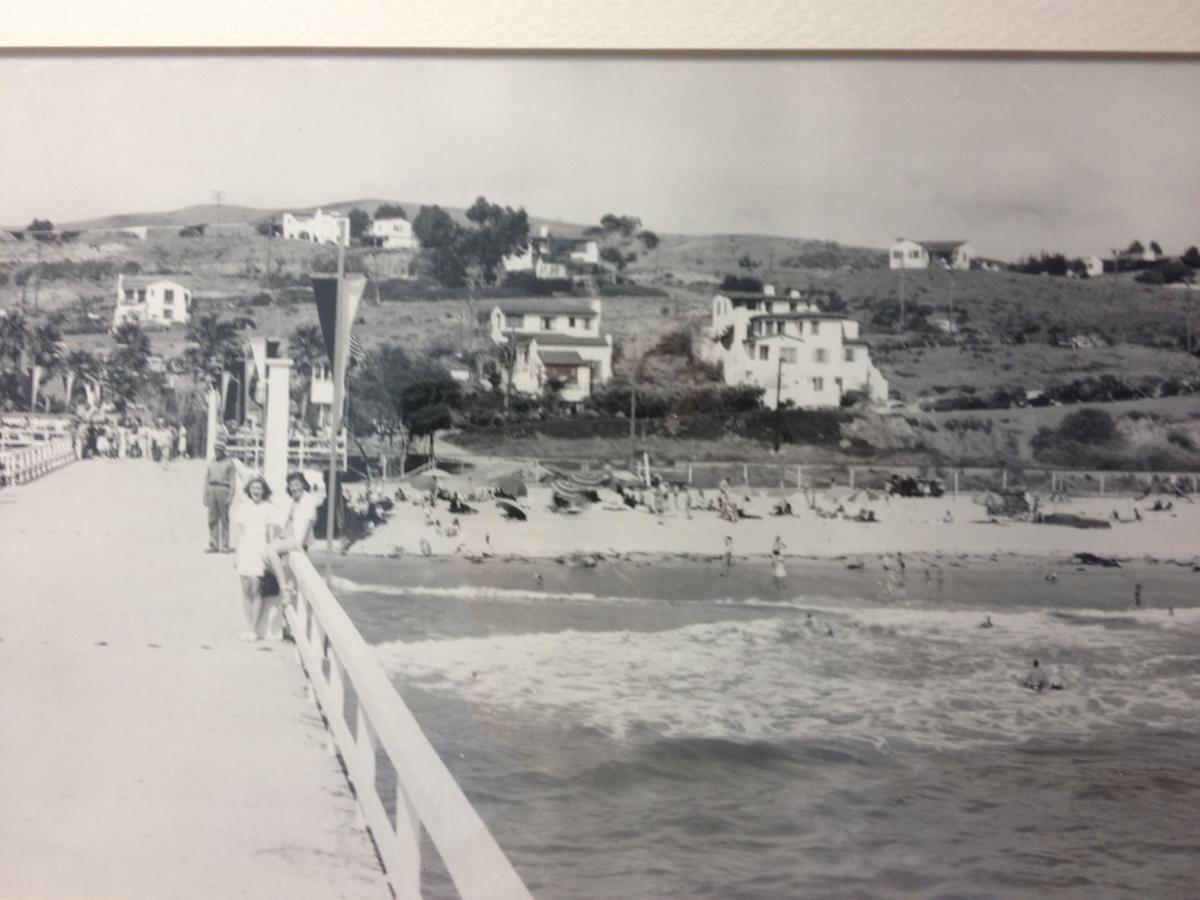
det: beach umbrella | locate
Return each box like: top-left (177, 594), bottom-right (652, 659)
top-left (609, 469), bottom-right (641, 487)
top-left (497, 499), bottom-right (527, 521)
top-left (409, 468), bottom-right (460, 493)
top-left (569, 470), bottom-right (609, 488)
top-left (492, 473), bottom-right (527, 498)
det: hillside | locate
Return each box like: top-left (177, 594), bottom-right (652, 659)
top-left (52, 200), bottom-right (614, 237)
top-left (629, 233), bottom-right (887, 281)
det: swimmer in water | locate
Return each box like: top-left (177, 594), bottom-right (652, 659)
top-left (534, 572), bottom-right (544, 586)
top-left (1048, 667), bottom-right (1064, 690)
top-left (1134, 583), bottom-right (1143, 609)
top-left (1022, 658), bottom-right (1047, 691)
top-left (979, 615), bottom-right (994, 629)
top-left (1045, 572), bottom-right (1058, 583)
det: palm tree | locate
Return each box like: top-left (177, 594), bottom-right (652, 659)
top-left (184, 313), bottom-right (240, 385)
top-left (106, 321), bottom-right (152, 412)
top-left (62, 349), bottom-right (101, 411)
top-left (287, 324), bottom-right (326, 425)
top-left (0, 310), bottom-right (28, 371)
top-left (493, 341), bottom-right (519, 411)
top-left (26, 322), bottom-right (62, 411)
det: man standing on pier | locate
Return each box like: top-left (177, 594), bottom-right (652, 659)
top-left (203, 443), bottom-right (236, 553)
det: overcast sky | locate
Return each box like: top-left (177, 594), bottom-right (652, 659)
top-left (1, 55), bottom-right (1197, 259)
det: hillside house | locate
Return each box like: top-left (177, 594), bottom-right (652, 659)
top-left (281, 209), bottom-right (350, 247)
top-left (1085, 255), bottom-right (1105, 277)
top-left (502, 225), bottom-right (601, 283)
top-left (368, 216), bottom-right (419, 251)
top-left (890, 238), bottom-right (977, 270)
top-left (704, 285), bottom-right (887, 410)
top-left (112, 274), bottom-right (191, 329)
top-left (488, 297), bottom-right (613, 404)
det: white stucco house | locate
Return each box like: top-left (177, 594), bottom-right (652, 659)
top-left (112, 274), bottom-right (192, 329)
top-left (889, 238), bottom-right (977, 270)
top-left (502, 225), bottom-right (601, 281)
top-left (1085, 255), bottom-right (1105, 277)
top-left (704, 285), bottom-right (887, 410)
top-left (368, 216), bottom-right (419, 251)
top-left (488, 297), bottom-right (613, 404)
top-left (281, 208), bottom-right (350, 247)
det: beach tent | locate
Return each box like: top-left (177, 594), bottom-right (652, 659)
top-left (408, 468), bottom-right (465, 493)
top-left (553, 479), bottom-right (599, 505)
top-left (492, 473), bottom-right (528, 498)
top-left (980, 490), bottom-right (1032, 519)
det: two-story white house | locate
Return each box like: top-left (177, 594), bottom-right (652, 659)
top-left (281, 208), bottom-right (350, 247)
top-left (502, 225), bottom-right (601, 281)
top-left (368, 216), bottom-right (419, 251)
top-left (112, 274), bottom-right (192, 329)
top-left (889, 238), bottom-right (977, 270)
top-left (488, 297), bottom-right (614, 403)
top-left (705, 285), bottom-right (887, 409)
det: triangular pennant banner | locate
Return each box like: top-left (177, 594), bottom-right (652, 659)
top-left (250, 337), bottom-right (267, 382)
top-left (311, 276), bottom-right (340, 368)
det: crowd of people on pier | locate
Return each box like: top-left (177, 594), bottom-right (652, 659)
top-left (74, 418), bottom-right (190, 462)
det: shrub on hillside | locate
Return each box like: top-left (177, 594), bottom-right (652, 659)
top-left (743, 408), bottom-right (846, 447)
top-left (652, 328), bottom-right (694, 360)
top-left (720, 275), bottom-right (763, 293)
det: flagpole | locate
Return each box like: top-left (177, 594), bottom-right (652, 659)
top-left (323, 239), bottom-right (346, 583)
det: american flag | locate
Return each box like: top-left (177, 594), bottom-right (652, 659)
top-left (348, 333), bottom-right (365, 365)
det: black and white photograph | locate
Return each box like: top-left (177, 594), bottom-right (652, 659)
top-left (2, 38), bottom-right (1199, 900)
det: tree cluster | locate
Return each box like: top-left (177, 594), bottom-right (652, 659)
top-left (1014, 252), bottom-right (1088, 278)
top-left (348, 342), bottom-right (463, 457)
top-left (412, 197), bottom-right (530, 287)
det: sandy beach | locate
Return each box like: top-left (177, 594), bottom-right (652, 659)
top-left (346, 482), bottom-right (1199, 566)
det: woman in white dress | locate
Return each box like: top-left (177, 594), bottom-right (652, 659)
top-left (232, 475), bottom-right (281, 642)
top-left (263, 470), bottom-right (325, 636)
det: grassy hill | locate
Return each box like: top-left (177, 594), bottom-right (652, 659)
top-left (629, 233), bottom-right (886, 281)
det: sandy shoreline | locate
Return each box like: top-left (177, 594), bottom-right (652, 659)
top-left (344, 484), bottom-right (1200, 566)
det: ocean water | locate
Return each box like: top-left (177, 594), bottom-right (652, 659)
top-left (332, 557), bottom-right (1200, 898)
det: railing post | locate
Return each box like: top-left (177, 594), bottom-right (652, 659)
top-left (953, 468), bottom-right (959, 495)
top-left (392, 783), bottom-right (423, 900)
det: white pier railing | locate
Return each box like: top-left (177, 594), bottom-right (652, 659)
top-left (284, 554), bottom-right (532, 900)
top-left (0, 437), bottom-right (76, 487)
top-left (223, 431), bottom-right (349, 470)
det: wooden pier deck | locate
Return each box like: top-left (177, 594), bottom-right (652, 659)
top-left (0, 459), bottom-right (387, 899)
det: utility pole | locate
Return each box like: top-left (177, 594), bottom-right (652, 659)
top-left (773, 350), bottom-right (784, 452)
top-left (212, 190), bottom-right (225, 226)
top-left (947, 268), bottom-right (955, 336)
top-left (31, 238), bottom-right (42, 312)
top-left (628, 369), bottom-right (638, 469)
top-left (898, 266), bottom-right (906, 332)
